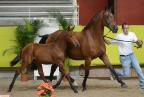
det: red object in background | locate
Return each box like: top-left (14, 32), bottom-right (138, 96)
top-left (77, 0), bottom-right (106, 25)
top-left (115, 0), bottom-right (144, 25)
top-left (77, 0), bottom-right (144, 25)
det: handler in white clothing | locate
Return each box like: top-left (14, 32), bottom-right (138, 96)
top-left (106, 23), bottom-right (144, 91)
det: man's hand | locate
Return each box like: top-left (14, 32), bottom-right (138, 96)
top-left (104, 39), bottom-right (111, 45)
top-left (135, 39), bottom-right (143, 48)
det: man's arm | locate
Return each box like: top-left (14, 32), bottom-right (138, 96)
top-left (104, 35), bottom-right (120, 45)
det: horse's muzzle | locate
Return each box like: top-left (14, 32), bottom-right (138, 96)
top-left (75, 43), bottom-right (80, 48)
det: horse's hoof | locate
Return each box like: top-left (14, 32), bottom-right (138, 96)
top-left (72, 81), bottom-right (78, 89)
top-left (82, 87), bottom-right (86, 92)
top-left (7, 89), bottom-right (11, 92)
top-left (72, 81), bottom-right (78, 86)
top-left (74, 90), bottom-right (78, 93)
top-left (53, 85), bottom-right (57, 89)
top-left (121, 83), bottom-right (128, 88)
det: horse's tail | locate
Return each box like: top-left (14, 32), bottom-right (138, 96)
top-left (10, 51), bottom-right (21, 67)
top-left (39, 34), bottom-right (49, 44)
top-left (10, 43), bottom-right (34, 67)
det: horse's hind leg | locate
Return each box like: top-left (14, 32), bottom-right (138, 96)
top-left (8, 70), bottom-right (20, 92)
top-left (37, 63), bottom-right (48, 82)
top-left (49, 64), bottom-right (58, 81)
top-left (8, 60), bottom-right (29, 92)
top-left (8, 55), bottom-right (33, 92)
top-left (100, 54), bottom-right (127, 88)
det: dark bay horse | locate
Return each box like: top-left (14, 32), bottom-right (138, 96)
top-left (48, 10), bottom-right (127, 91)
top-left (8, 27), bottom-right (79, 93)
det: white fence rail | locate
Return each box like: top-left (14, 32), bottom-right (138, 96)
top-left (0, 5), bottom-right (79, 25)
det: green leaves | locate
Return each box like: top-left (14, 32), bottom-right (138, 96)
top-left (3, 19), bottom-right (42, 55)
top-left (15, 19), bottom-right (42, 52)
top-left (50, 10), bottom-right (72, 31)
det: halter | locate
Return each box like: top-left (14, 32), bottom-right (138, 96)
top-left (103, 31), bottom-right (143, 49)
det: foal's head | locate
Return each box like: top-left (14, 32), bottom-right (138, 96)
top-left (63, 26), bottom-right (80, 48)
top-left (103, 10), bottom-right (118, 33)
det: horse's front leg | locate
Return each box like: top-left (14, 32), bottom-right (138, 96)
top-left (38, 64), bottom-right (48, 82)
top-left (82, 58), bottom-right (91, 91)
top-left (53, 73), bottom-right (65, 89)
top-left (100, 54), bottom-right (127, 88)
top-left (53, 72), bottom-right (76, 88)
top-left (58, 61), bottom-right (78, 93)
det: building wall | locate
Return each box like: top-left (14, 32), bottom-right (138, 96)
top-left (77, 0), bottom-right (144, 25)
top-left (77, 0), bottom-right (107, 25)
top-left (115, 0), bottom-right (144, 25)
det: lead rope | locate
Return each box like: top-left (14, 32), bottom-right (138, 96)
top-left (103, 31), bottom-right (143, 49)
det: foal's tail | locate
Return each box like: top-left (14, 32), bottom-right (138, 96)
top-left (10, 43), bottom-right (34, 67)
top-left (10, 51), bottom-right (21, 67)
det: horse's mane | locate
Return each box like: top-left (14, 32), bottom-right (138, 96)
top-left (54, 30), bottom-right (67, 42)
top-left (82, 10), bottom-right (104, 31)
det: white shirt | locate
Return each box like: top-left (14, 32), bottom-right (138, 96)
top-left (111, 32), bottom-right (138, 55)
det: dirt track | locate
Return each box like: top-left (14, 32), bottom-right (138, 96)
top-left (0, 78), bottom-right (144, 97)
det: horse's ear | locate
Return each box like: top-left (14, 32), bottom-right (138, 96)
top-left (66, 25), bottom-right (75, 31)
top-left (70, 25), bottom-right (75, 31)
top-left (108, 8), bottom-right (112, 13)
top-left (105, 7), bottom-right (111, 12)
top-left (66, 25), bottom-right (71, 31)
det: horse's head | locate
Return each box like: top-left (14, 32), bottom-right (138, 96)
top-left (103, 10), bottom-right (118, 33)
top-left (65, 26), bottom-right (80, 48)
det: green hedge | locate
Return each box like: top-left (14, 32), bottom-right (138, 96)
top-left (0, 25), bottom-right (144, 67)
top-left (0, 26), bottom-right (20, 67)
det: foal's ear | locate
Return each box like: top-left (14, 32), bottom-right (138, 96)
top-left (69, 25), bottom-right (75, 31)
top-left (104, 7), bottom-right (112, 13)
top-left (67, 25), bottom-right (71, 31)
top-left (67, 25), bottom-right (75, 31)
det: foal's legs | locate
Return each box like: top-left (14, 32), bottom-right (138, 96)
top-left (53, 70), bottom-right (65, 89)
top-left (8, 70), bottom-right (20, 92)
top-left (100, 54), bottom-right (127, 88)
top-left (37, 63), bottom-right (48, 82)
top-left (53, 73), bottom-right (75, 89)
top-left (57, 61), bottom-right (78, 93)
top-left (50, 64), bottom-right (75, 82)
top-left (49, 64), bottom-right (58, 81)
top-left (8, 60), bottom-right (29, 92)
top-left (82, 58), bottom-right (91, 91)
